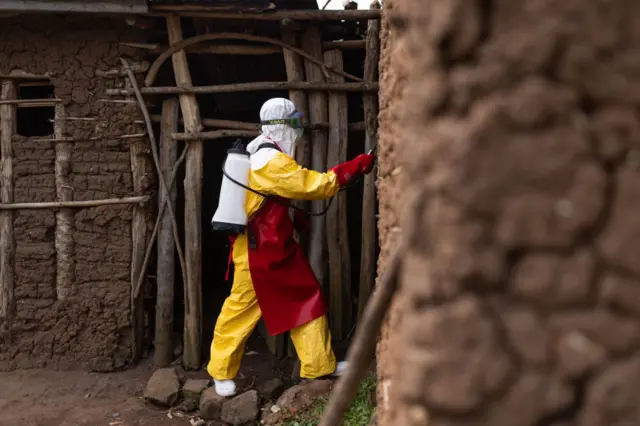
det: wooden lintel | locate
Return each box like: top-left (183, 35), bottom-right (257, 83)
top-left (0, 98), bottom-right (61, 107)
top-left (105, 81), bottom-right (378, 96)
top-left (149, 8), bottom-right (381, 21)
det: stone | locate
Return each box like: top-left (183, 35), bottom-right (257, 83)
top-left (257, 378), bottom-right (285, 401)
top-left (481, 371), bottom-right (574, 425)
top-left (600, 272), bottom-right (640, 316)
top-left (580, 355), bottom-right (640, 426)
top-left (550, 309), bottom-right (640, 355)
top-left (144, 368), bottom-right (181, 407)
top-left (182, 379), bottom-right (210, 403)
top-left (598, 166), bottom-right (640, 275)
top-left (556, 331), bottom-right (606, 379)
top-left (199, 387), bottom-right (226, 420)
top-left (177, 398), bottom-right (198, 413)
top-left (500, 305), bottom-right (550, 366)
top-left (511, 249), bottom-right (595, 307)
top-left (221, 390), bottom-right (260, 426)
top-left (262, 380), bottom-right (333, 425)
top-left (398, 295), bottom-right (515, 413)
top-left (592, 106), bottom-right (640, 162)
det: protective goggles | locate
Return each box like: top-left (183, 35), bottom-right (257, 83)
top-left (261, 111), bottom-right (305, 129)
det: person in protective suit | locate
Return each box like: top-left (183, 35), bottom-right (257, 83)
top-left (207, 97), bottom-right (376, 397)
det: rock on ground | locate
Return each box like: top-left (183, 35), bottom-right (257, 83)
top-left (257, 377), bottom-right (285, 401)
top-left (199, 387), bottom-right (226, 420)
top-left (143, 368), bottom-right (181, 407)
top-left (221, 390), bottom-right (260, 425)
top-left (182, 379), bottom-right (210, 403)
top-left (262, 379), bottom-right (333, 425)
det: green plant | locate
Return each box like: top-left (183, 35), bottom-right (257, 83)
top-left (284, 374), bottom-right (376, 426)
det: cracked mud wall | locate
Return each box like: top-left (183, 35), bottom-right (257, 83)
top-left (377, 0), bottom-right (640, 425)
top-left (0, 16), bottom-right (150, 372)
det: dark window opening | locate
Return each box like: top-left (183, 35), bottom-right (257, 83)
top-left (16, 82), bottom-right (55, 137)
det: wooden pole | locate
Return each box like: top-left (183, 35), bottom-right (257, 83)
top-left (0, 196), bottom-right (149, 210)
top-left (324, 50), bottom-right (351, 343)
top-left (155, 98), bottom-right (179, 367)
top-left (167, 15), bottom-right (203, 371)
top-left (121, 40), bottom-right (364, 55)
top-left (323, 40), bottom-right (367, 51)
top-left (149, 8), bottom-right (382, 21)
top-left (281, 27), bottom-right (311, 360)
top-left (0, 80), bottom-right (16, 339)
top-left (358, 1), bottom-right (381, 319)
top-left (106, 82), bottom-right (377, 97)
top-left (150, 114), bottom-right (366, 133)
top-left (172, 129), bottom-right (258, 141)
top-left (54, 103), bottom-right (75, 301)
top-left (0, 99), bottom-right (62, 108)
top-left (303, 25), bottom-right (329, 292)
top-left (130, 90), bottom-right (151, 362)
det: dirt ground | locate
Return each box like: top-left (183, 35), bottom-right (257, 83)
top-left (0, 337), bottom-right (290, 426)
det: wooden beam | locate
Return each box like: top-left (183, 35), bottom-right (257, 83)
top-left (0, 196), bottom-right (149, 210)
top-left (0, 80), bottom-right (16, 339)
top-left (130, 105), bottom-right (150, 362)
top-left (53, 103), bottom-right (75, 301)
top-left (0, 71), bottom-right (51, 80)
top-left (150, 113), bottom-right (366, 133)
top-left (358, 1), bottom-right (381, 319)
top-left (0, 0), bottom-right (148, 14)
top-left (325, 50), bottom-right (351, 342)
top-left (323, 39), bottom-right (366, 51)
top-left (166, 15), bottom-right (203, 371)
top-left (281, 27), bottom-right (310, 360)
top-left (172, 129), bottom-right (257, 141)
top-left (121, 39), bottom-right (365, 54)
top-left (0, 98), bottom-right (61, 107)
top-left (106, 81), bottom-right (378, 96)
top-left (303, 25), bottom-right (329, 293)
top-left (149, 8), bottom-right (381, 21)
top-left (155, 98), bottom-right (179, 368)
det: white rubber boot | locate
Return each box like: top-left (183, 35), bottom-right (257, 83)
top-left (331, 361), bottom-right (348, 377)
top-left (213, 379), bottom-right (237, 397)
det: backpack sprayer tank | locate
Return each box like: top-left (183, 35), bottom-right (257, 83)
top-left (211, 139), bottom-right (251, 234)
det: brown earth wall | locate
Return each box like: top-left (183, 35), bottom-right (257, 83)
top-left (0, 16), bottom-right (151, 372)
top-left (377, 0), bottom-right (640, 425)
top-left (375, 0), bottom-right (410, 423)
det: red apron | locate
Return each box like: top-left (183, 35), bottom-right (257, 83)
top-left (225, 199), bottom-right (327, 336)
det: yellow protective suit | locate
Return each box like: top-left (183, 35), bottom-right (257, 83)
top-left (207, 149), bottom-right (340, 380)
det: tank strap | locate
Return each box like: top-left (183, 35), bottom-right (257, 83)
top-left (256, 142), bottom-right (281, 152)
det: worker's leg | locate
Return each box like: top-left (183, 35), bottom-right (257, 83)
top-left (290, 315), bottom-right (337, 378)
top-left (207, 236), bottom-right (262, 387)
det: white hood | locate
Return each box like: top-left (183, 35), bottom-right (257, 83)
top-left (246, 98), bottom-right (299, 157)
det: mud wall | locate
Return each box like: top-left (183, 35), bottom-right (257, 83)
top-left (377, 0), bottom-right (640, 425)
top-left (0, 16), bottom-right (150, 371)
top-left (375, 0), bottom-right (410, 423)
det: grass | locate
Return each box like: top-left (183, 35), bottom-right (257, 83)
top-left (283, 373), bottom-right (376, 426)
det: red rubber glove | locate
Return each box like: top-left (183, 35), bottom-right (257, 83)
top-left (330, 154), bottom-right (376, 187)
